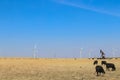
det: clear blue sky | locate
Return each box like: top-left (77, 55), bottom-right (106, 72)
top-left (0, 0), bottom-right (120, 58)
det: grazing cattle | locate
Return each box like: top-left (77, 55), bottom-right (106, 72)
top-left (106, 63), bottom-right (116, 71)
top-left (101, 61), bottom-right (107, 65)
top-left (93, 60), bottom-right (98, 65)
top-left (95, 65), bottom-right (105, 76)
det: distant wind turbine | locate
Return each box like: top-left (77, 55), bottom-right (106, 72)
top-left (80, 48), bottom-right (83, 58)
top-left (33, 44), bottom-right (37, 58)
top-left (112, 48), bottom-right (117, 58)
top-left (88, 49), bottom-right (92, 58)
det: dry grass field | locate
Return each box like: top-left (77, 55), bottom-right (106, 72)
top-left (0, 58), bottom-right (120, 80)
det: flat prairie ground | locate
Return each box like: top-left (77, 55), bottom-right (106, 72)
top-left (0, 58), bottom-right (120, 80)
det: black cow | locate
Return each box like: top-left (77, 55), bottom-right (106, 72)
top-left (106, 63), bottom-right (116, 71)
top-left (95, 65), bottom-right (105, 76)
top-left (101, 61), bottom-right (107, 65)
top-left (93, 60), bottom-right (98, 65)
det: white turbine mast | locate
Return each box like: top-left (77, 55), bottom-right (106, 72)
top-left (88, 49), bottom-right (92, 58)
top-left (54, 53), bottom-right (56, 58)
top-left (33, 44), bottom-right (37, 58)
top-left (52, 50), bottom-right (56, 58)
top-left (80, 48), bottom-right (83, 58)
top-left (112, 48), bottom-right (117, 58)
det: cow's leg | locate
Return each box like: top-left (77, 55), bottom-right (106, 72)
top-left (106, 67), bottom-right (108, 71)
top-left (106, 67), bottom-right (110, 71)
top-left (96, 72), bottom-right (99, 76)
top-left (112, 66), bottom-right (116, 71)
top-left (111, 68), bottom-right (113, 71)
top-left (112, 67), bottom-right (115, 71)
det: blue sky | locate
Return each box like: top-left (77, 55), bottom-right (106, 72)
top-left (0, 0), bottom-right (120, 58)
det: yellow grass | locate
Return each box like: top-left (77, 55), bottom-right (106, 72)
top-left (0, 58), bottom-right (120, 80)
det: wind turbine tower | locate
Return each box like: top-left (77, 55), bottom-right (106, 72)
top-left (112, 48), bottom-right (117, 58)
top-left (89, 49), bottom-right (92, 58)
top-left (33, 44), bottom-right (37, 58)
top-left (80, 48), bottom-right (83, 58)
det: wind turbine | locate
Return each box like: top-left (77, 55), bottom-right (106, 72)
top-left (54, 53), bottom-right (56, 58)
top-left (112, 48), bottom-right (117, 58)
top-left (88, 49), bottom-right (92, 58)
top-left (80, 48), bottom-right (83, 58)
top-left (33, 44), bottom-right (37, 58)
top-left (53, 50), bottom-right (56, 58)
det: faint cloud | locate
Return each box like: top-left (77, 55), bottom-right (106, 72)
top-left (53, 0), bottom-right (120, 17)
